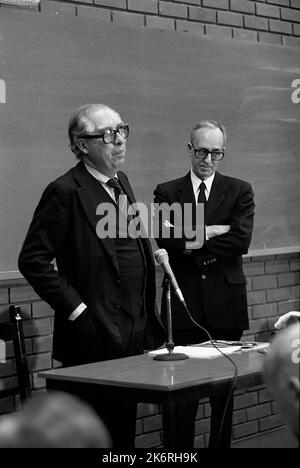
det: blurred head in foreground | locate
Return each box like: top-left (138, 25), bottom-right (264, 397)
top-left (0, 391), bottom-right (112, 448)
top-left (263, 323), bottom-right (300, 439)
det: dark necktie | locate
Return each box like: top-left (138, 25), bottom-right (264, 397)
top-left (106, 177), bottom-right (123, 203)
top-left (198, 182), bottom-right (206, 239)
top-left (197, 181), bottom-right (206, 205)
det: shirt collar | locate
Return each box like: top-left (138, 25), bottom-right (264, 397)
top-left (83, 161), bottom-right (117, 184)
top-left (190, 169), bottom-right (215, 199)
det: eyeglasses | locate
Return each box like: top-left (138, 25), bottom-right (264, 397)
top-left (80, 124), bottom-right (129, 144)
top-left (190, 144), bottom-right (225, 161)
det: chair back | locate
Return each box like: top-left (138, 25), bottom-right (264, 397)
top-left (0, 305), bottom-right (31, 402)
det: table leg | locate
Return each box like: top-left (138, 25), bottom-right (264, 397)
top-left (162, 402), bottom-right (178, 449)
top-left (162, 399), bottom-right (199, 449)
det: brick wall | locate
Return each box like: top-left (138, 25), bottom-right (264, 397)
top-left (1, 252), bottom-right (299, 447)
top-left (0, 0), bottom-right (299, 448)
top-left (1, 0), bottom-right (300, 47)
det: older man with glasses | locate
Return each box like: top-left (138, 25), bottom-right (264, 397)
top-left (18, 103), bottom-right (165, 448)
top-left (154, 120), bottom-right (255, 448)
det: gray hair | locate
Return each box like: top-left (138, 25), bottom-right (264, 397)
top-left (68, 104), bottom-right (119, 159)
top-left (190, 120), bottom-right (227, 147)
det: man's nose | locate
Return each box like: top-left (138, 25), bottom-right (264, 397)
top-left (204, 152), bottom-right (213, 163)
top-left (114, 131), bottom-right (124, 145)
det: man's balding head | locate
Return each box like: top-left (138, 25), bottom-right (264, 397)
top-left (0, 391), bottom-right (112, 448)
top-left (68, 103), bottom-right (120, 159)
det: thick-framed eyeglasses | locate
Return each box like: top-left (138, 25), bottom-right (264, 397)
top-left (190, 144), bottom-right (225, 161)
top-left (80, 124), bottom-right (129, 144)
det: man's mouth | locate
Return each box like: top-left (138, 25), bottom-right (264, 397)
top-left (113, 150), bottom-right (125, 157)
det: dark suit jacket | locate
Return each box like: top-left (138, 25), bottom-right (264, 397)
top-left (18, 161), bottom-right (165, 363)
top-left (154, 171), bottom-right (255, 331)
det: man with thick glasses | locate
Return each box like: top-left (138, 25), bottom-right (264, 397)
top-left (154, 120), bottom-right (255, 448)
top-left (18, 103), bottom-right (165, 448)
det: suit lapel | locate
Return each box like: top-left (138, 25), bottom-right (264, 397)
top-left (74, 162), bottom-right (119, 274)
top-left (117, 172), bottom-right (155, 267)
top-left (117, 172), bottom-right (136, 205)
top-left (176, 173), bottom-right (197, 226)
top-left (205, 172), bottom-right (227, 224)
top-left (177, 173), bottom-right (196, 207)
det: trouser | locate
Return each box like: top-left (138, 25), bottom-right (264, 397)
top-left (172, 326), bottom-right (243, 448)
top-left (87, 394), bottom-right (137, 449)
top-left (61, 341), bottom-right (143, 448)
top-left (56, 368), bottom-right (138, 449)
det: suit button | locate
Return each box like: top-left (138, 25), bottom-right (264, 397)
top-left (202, 274), bottom-right (206, 280)
top-left (115, 304), bottom-right (121, 310)
top-left (203, 261), bottom-right (207, 266)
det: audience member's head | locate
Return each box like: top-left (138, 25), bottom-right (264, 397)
top-left (0, 391), bottom-right (112, 448)
top-left (263, 323), bottom-right (300, 439)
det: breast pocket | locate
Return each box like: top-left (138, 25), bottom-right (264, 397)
top-left (226, 271), bottom-right (247, 285)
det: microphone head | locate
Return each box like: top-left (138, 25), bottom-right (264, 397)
top-left (154, 248), bottom-right (169, 265)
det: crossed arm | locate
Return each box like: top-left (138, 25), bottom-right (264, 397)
top-left (154, 181), bottom-right (255, 257)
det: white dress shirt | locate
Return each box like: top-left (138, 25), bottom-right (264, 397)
top-left (84, 161), bottom-right (118, 202)
top-left (190, 169), bottom-right (215, 203)
top-left (185, 169), bottom-right (215, 247)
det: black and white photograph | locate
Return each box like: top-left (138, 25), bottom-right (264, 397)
top-left (0, 0), bottom-right (299, 454)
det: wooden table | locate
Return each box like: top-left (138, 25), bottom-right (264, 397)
top-left (39, 348), bottom-right (266, 449)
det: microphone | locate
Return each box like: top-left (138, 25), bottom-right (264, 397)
top-left (154, 249), bottom-right (187, 309)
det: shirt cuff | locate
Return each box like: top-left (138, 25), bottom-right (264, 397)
top-left (68, 303), bottom-right (87, 321)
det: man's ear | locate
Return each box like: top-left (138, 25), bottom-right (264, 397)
top-left (187, 142), bottom-right (192, 151)
top-left (76, 138), bottom-right (89, 154)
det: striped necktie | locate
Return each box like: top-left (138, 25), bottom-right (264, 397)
top-left (106, 177), bottom-right (123, 203)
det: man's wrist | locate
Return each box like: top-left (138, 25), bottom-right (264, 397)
top-left (68, 303), bottom-right (87, 321)
top-left (205, 225), bottom-right (209, 241)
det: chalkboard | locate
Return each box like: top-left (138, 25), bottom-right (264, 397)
top-left (0, 9), bottom-right (299, 278)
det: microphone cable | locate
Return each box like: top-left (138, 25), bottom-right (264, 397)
top-left (180, 300), bottom-right (238, 449)
top-left (155, 248), bottom-right (238, 446)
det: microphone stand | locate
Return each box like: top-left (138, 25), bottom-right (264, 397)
top-left (153, 277), bottom-right (188, 361)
